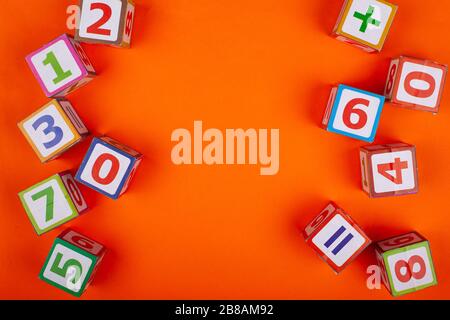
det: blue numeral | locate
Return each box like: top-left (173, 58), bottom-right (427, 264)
top-left (32, 115), bottom-right (64, 149)
top-left (324, 226), bottom-right (354, 255)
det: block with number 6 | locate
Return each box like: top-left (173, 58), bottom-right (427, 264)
top-left (303, 202), bottom-right (371, 274)
top-left (375, 232), bottom-right (437, 297)
top-left (18, 172), bottom-right (88, 235)
top-left (40, 229), bottom-right (107, 297)
top-left (360, 143), bottom-right (418, 198)
top-left (18, 99), bottom-right (89, 163)
top-left (76, 136), bottom-right (142, 199)
top-left (322, 84), bottom-right (385, 142)
top-left (26, 34), bottom-right (96, 97)
top-left (76, 0), bottom-right (135, 47)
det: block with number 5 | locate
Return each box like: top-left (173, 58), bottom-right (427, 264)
top-left (26, 34), bottom-right (96, 97)
top-left (375, 232), bottom-right (437, 297)
top-left (384, 56), bottom-right (448, 114)
top-left (322, 84), bottom-right (385, 142)
top-left (76, 136), bottom-right (142, 199)
top-left (40, 229), bottom-right (107, 297)
top-left (18, 172), bottom-right (88, 235)
top-left (360, 143), bottom-right (418, 198)
top-left (303, 202), bottom-right (371, 274)
top-left (18, 99), bottom-right (89, 163)
top-left (76, 0), bottom-right (135, 47)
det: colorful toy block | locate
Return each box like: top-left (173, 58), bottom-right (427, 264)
top-left (75, 136), bottom-right (142, 199)
top-left (39, 229), bottom-right (106, 297)
top-left (375, 232), bottom-right (437, 297)
top-left (18, 99), bottom-right (89, 163)
top-left (26, 34), bottom-right (96, 97)
top-left (322, 84), bottom-right (385, 142)
top-left (360, 143), bottom-right (418, 198)
top-left (76, 0), bottom-right (135, 47)
top-left (18, 172), bottom-right (88, 235)
top-left (332, 0), bottom-right (397, 52)
top-left (384, 56), bottom-right (448, 114)
top-left (303, 202), bottom-right (371, 273)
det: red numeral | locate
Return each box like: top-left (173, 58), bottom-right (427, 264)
top-left (343, 98), bottom-right (369, 129)
top-left (87, 2), bottom-right (112, 36)
top-left (67, 178), bottom-right (83, 206)
top-left (405, 71), bottom-right (436, 98)
top-left (92, 153), bottom-right (120, 184)
top-left (395, 255), bottom-right (427, 283)
top-left (377, 157), bottom-right (408, 184)
top-left (72, 235), bottom-right (95, 250)
top-left (386, 63), bottom-right (397, 95)
top-left (382, 235), bottom-right (416, 248)
top-left (125, 10), bottom-right (133, 36)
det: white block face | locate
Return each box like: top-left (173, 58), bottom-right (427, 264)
top-left (59, 100), bottom-right (88, 135)
top-left (79, 0), bottom-right (124, 42)
top-left (376, 250), bottom-right (390, 289)
top-left (312, 214), bottom-right (366, 267)
top-left (122, 2), bottom-right (135, 44)
top-left (30, 40), bottom-right (82, 94)
top-left (61, 173), bottom-right (88, 213)
top-left (62, 230), bottom-right (104, 256)
top-left (378, 232), bottom-right (423, 251)
top-left (341, 0), bottom-right (393, 46)
top-left (396, 62), bottom-right (444, 109)
top-left (371, 150), bottom-right (416, 193)
top-left (42, 243), bottom-right (93, 293)
top-left (384, 59), bottom-right (399, 98)
top-left (304, 203), bottom-right (336, 238)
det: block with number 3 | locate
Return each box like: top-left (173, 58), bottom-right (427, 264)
top-left (384, 56), bottom-right (448, 114)
top-left (360, 143), bottom-right (418, 198)
top-left (322, 84), bottom-right (385, 142)
top-left (18, 99), bottom-right (89, 163)
top-left (40, 229), bottom-right (106, 297)
top-left (303, 202), bottom-right (371, 273)
top-left (375, 232), bottom-right (437, 297)
top-left (18, 172), bottom-right (88, 236)
top-left (76, 0), bottom-right (135, 47)
top-left (76, 136), bottom-right (142, 199)
top-left (26, 34), bottom-right (96, 97)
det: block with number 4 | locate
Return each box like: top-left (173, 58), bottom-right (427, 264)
top-left (76, 0), bottom-right (135, 47)
top-left (384, 56), bottom-right (448, 114)
top-left (40, 229), bottom-right (107, 297)
top-left (26, 34), bottom-right (96, 97)
top-left (332, 0), bottom-right (397, 52)
top-left (18, 172), bottom-right (88, 235)
top-left (322, 84), bottom-right (385, 142)
top-left (303, 202), bottom-right (371, 273)
top-left (18, 99), bottom-right (89, 163)
top-left (76, 136), bottom-right (142, 199)
top-left (360, 143), bottom-right (418, 198)
top-left (375, 232), bottom-right (437, 297)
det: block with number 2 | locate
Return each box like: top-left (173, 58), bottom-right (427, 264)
top-left (303, 202), bottom-right (371, 274)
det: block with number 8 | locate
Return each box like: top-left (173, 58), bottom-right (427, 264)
top-left (76, 136), bottom-right (142, 199)
top-left (303, 202), bottom-right (371, 274)
top-left (322, 84), bottom-right (385, 142)
top-left (40, 229), bottom-right (107, 297)
top-left (26, 34), bottom-right (96, 97)
top-left (18, 172), bottom-right (88, 236)
top-left (360, 143), bottom-right (418, 198)
top-left (76, 0), bottom-right (135, 47)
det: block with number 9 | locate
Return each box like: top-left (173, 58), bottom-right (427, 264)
top-left (26, 34), bottom-right (96, 97)
top-left (322, 84), bottom-right (385, 142)
top-left (303, 202), bottom-right (371, 274)
top-left (18, 172), bottom-right (88, 235)
top-left (76, 0), bottom-right (135, 47)
top-left (375, 232), bottom-right (437, 297)
top-left (39, 229), bottom-right (106, 297)
top-left (360, 143), bottom-right (418, 198)
top-left (76, 136), bottom-right (142, 199)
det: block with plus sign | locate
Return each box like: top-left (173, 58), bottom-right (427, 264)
top-left (332, 0), bottom-right (398, 52)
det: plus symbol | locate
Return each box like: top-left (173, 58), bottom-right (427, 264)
top-left (353, 6), bottom-right (381, 32)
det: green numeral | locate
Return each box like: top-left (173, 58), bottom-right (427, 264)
top-left (43, 51), bottom-right (73, 84)
top-left (50, 253), bottom-right (83, 285)
top-left (31, 186), bottom-right (54, 222)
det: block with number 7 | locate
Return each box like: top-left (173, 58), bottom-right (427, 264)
top-left (322, 84), bottom-right (385, 142)
top-left (40, 229), bottom-right (107, 297)
top-left (18, 172), bottom-right (88, 235)
top-left (360, 143), bottom-right (418, 198)
top-left (303, 202), bottom-right (371, 274)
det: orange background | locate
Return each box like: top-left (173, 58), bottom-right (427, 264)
top-left (0, 0), bottom-right (449, 299)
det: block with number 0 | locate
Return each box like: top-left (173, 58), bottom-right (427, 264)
top-left (18, 99), bottom-right (89, 163)
top-left (76, 0), bottom-right (135, 47)
top-left (76, 136), bottom-right (142, 199)
top-left (375, 232), bottom-right (437, 297)
top-left (332, 0), bottom-right (397, 52)
top-left (303, 202), bottom-right (371, 273)
top-left (360, 143), bottom-right (418, 198)
top-left (18, 172), bottom-right (88, 235)
top-left (40, 229), bottom-right (107, 297)
top-left (322, 84), bottom-right (385, 142)
top-left (384, 56), bottom-right (448, 114)
top-left (26, 34), bottom-right (96, 97)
